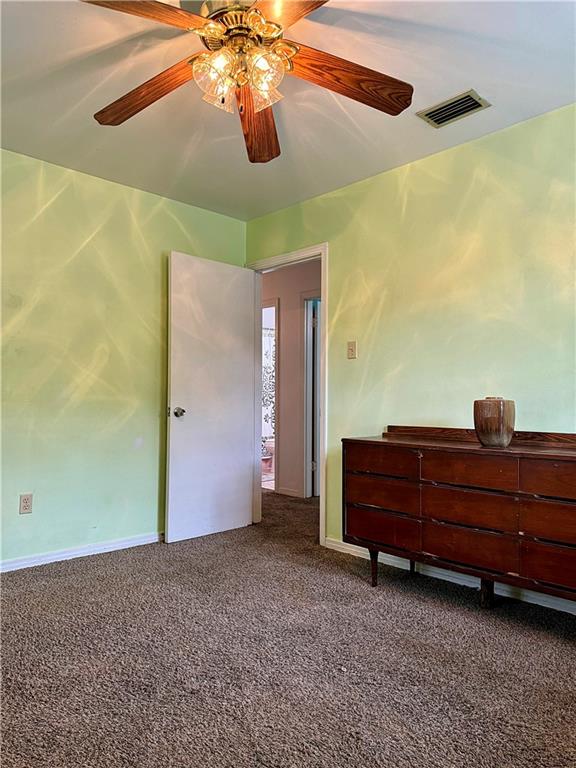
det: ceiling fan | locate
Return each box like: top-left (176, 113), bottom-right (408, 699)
top-left (83, 0), bottom-right (414, 163)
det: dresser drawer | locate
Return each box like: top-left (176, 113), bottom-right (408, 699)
top-left (519, 498), bottom-right (576, 546)
top-left (345, 474), bottom-right (420, 516)
top-left (346, 506), bottom-right (421, 551)
top-left (421, 485), bottom-right (518, 533)
top-left (344, 443), bottom-right (420, 479)
top-left (422, 521), bottom-right (518, 574)
top-left (520, 540), bottom-right (576, 590)
top-left (421, 450), bottom-right (518, 492)
top-left (519, 458), bottom-right (576, 501)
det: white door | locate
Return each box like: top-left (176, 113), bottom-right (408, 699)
top-left (166, 251), bottom-right (261, 543)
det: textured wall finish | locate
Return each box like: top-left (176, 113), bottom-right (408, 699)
top-left (3, 105), bottom-right (575, 563)
top-left (1, 150), bottom-right (245, 561)
top-left (247, 105), bottom-right (576, 541)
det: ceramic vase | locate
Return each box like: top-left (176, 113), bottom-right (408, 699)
top-left (473, 397), bottom-right (515, 448)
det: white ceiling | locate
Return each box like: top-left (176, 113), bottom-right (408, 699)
top-left (2, 1), bottom-right (574, 220)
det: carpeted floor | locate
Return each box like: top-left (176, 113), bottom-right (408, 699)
top-left (2, 492), bottom-right (575, 768)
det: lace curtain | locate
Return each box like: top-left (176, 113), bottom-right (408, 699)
top-left (262, 325), bottom-right (275, 455)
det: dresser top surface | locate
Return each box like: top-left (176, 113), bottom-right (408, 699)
top-left (342, 433), bottom-right (576, 460)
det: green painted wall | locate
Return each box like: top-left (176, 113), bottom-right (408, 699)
top-left (2, 150), bottom-right (245, 561)
top-left (3, 106), bottom-right (575, 560)
top-left (247, 105), bottom-right (576, 541)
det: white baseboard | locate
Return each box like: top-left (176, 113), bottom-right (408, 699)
top-left (4, 532), bottom-right (573, 614)
top-left (1, 533), bottom-right (162, 573)
top-left (324, 538), bottom-right (576, 615)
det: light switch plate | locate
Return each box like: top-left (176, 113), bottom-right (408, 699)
top-left (347, 341), bottom-right (358, 360)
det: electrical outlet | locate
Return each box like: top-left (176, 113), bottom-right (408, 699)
top-left (19, 493), bottom-right (33, 515)
top-left (347, 340), bottom-right (358, 360)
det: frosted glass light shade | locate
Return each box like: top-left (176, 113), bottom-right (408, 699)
top-left (247, 48), bottom-right (284, 89)
top-left (202, 90), bottom-right (235, 113)
top-left (251, 86), bottom-right (283, 113)
top-left (192, 44), bottom-right (288, 114)
top-left (246, 47), bottom-right (285, 113)
top-left (193, 49), bottom-right (237, 113)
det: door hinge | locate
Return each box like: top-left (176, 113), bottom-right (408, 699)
top-left (311, 460), bottom-right (317, 472)
top-left (312, 317), bottom-right (318, 329)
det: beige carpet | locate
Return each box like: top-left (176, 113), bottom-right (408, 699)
top-left (2, 492), bottom-right (575, 768)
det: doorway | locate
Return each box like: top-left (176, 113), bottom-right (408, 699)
top-left (261, 301), bottom-right (278, 491)
top-left (255, 251), bottom-right (325, 517)
top-left (165, 243), bottom-right (328, 548)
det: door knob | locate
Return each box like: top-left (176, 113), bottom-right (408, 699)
top-left (173, 407), bottom-right (186, 418)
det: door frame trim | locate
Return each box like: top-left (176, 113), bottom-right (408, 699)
top-left (248, 243), bottom-right (328, 546)
top-left (252, 274), bottom-right (263, 523)
top-left (303, 294), bottom-right (321, 498)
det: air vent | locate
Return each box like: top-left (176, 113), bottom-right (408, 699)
top-left (417, 90), bottom-right (491, 128)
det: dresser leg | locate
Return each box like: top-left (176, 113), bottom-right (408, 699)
top-left (369, 549), bottom-right (378, 587)
top-left (480, 579), bottom-right (494, 609)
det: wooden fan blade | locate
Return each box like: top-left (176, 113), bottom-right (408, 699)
top-left (249, 1), bottom-right (328, 29)
top-left (95, 53), bottom-right (200, 125)
top-left (235, 87), bottom-right (280, 164)
top-left (287, 41), bottom-right (413, 116)
top-left (81, 1), bottom-right (207, 30)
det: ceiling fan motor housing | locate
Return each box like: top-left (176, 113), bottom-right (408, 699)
top-left (200, 0), bottom-right (253, 19)
top-left (193, 3), bottom-right (298, 79)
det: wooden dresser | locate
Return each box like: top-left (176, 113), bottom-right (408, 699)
top-left (342, 426), bottom-right (576, 606)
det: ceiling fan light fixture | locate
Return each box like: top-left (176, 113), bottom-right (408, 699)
top-left (246, 47), bottom-right (285, 112)
top-left (251, 84), bottom-right (283, 113)
top-left (189, 6), bottom-right (300, 115)
top-left (192, 49), bottom-right (237, 113)
top-left (270, 40), bottom-right (299, 71)
top-left (192, 39), bottom-right (289, 115)
top-left (243, 10), bottom-right (283, 42)
top-left (201, 89), bottom-right (235, 113)
top-left (247, 48), bottom-right (284, 90)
